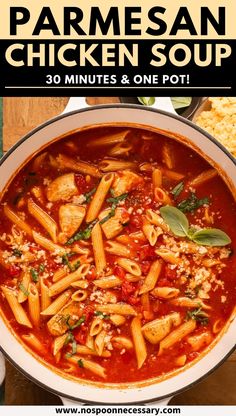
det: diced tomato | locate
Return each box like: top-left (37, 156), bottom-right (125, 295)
top-left (83, 305), bottom-right (94, 322)
top-left (114, 265), bottom-right (126, 280)
top-left (157, 278), bottom-right (172, 287)
top-left (87, 266), bottom-right (97, 281)
top-left (74, 174), bottom-right (87, 193)
top-left (139, 245), bottom-right (156, 261)
top-left (129, 215), bottom-right (143, 228)
top-left (121, 281), bottom-right (136, 299)
top-left (165, 266), bottom-right (177, 281)
top-left (128, 295), bottom-right (140, 305)
top-left (140, 261), bottom-right (151, 275)
top-left (74, 328), bottom-right (87, 345)
top-left (8, 265), bottom-right (21, 277)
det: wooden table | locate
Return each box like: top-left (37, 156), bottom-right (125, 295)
top-left (2, 97), bottom-right (236, 405)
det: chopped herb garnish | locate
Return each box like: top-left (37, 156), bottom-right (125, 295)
top-left (186, 307), bottom-right (209, 325)
top-left (64, 332), bottom-right (74, 346)
top-left (65, 315), bottom-right (85, 331)
top-left (78, 359), bottom-right (84, 368)
top-left (94, 311), bottom-right (110, 320)
top-left (39, 264), bottom-right (45, 272)
top-left (30, 268), bottom-right (39, 282)
top-left (18, 283), bottom-right (29, 297)
top-left (99, 206), bottom-right (116, 224)
top-left (72, 338), bottom-right (77, 355)
top-left (62, 254), bottom-right (80, 272)
top-left (171, 182), bottom-right (184, 199)
top-left (177, 192), bottom-right (209, 213)
top-left (66, 220), bottom-right (97, 245)
top-left (84, 187), bottom-right (96, 203)
top-left (106, 193), bottom-right (129, 205)
top-left (100, 193), bottom-right (129, 225)
top-left (13, 248), bottom-right (22, 257)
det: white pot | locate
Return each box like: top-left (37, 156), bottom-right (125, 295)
top-left (0, 101), bottom-right (235, 405)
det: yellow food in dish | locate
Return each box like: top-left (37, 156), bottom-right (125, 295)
top-left (196, 97), bottom-right (236, 157)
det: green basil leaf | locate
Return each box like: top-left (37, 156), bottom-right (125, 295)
top-left (171, 97), bottom-right (192, 110)
top-left (170, 182), bottom-right (184, 198)
top-left (138, 97), bottom-right (155, 106)
top-left (191, 228), bottom-right (231, 246)
top-left (160, 206), bottom-right (189, 237)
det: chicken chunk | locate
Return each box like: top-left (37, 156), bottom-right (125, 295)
top-left (112, 171), bottom-right (144, 196)
top-left (46, 173), bottom-right (78, 202)
top-left (59, 204), bottom-right (86, 243)
top-left (47, 301), bottom-right (81, 336)
top-left (99, 207), bottom-right (130, 239)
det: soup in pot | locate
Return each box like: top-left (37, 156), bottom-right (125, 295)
top-left (0, 126), bottom-right (235, 383)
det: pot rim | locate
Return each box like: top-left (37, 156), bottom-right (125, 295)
top-left (0, 103), bottom-right (235, 404)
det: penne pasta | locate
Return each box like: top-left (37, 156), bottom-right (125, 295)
top-left (154, 187), bottom-right (172, 205)
top-left (99, 159), bottom-right (137, 172)
top-left (110, 314), bottom-right (126, 326)
top-left (112, 336), bottom-right (133, 350)
top-left (125, 273), bottom-right (143, 283)
top-left (18, 271), bottom-right (30, 303)
top-left (155, 248), bottom-right (181, 265)
top-left (32, 230), bottom-right (65, 254)
top-left (4, 205), bottom-right (32, 236)
top-left (108, 142), bottom-right (133, 157)
top-left (91, 222), bottom-right (106, 275)
top-left (40, 276), bottom-right (51, 311)
top-left (151, 287), bottom-right (180, 299)
top-left (22, 333), bottom-right (45, 353)
top-left (96, 303), bottom-right (137, 316)
top-left (49, 265), bottom-right (90, 297)
top-left (52, 333), bottom-right (68, 356)
top-left (94, 329), bottom-right (106, 356)
top-left (90, 317), bottom-right (103, 336)
top-left (28, 283), bottom-right (40, 327)
top-left (189, 169), bottom-right (217, 187)
top-left (158, 320), bottom-right (197, 355)
top-left (131, 317), bottom-right (147, 369)
top-left (212, 318), bottom-right (224, 334)
top-left (87, 130), bottom-right (130, 148)
top-left (162, 143), bottom-right (174, 169)
top-left (170, 297), bottom-right (211, 310)
top-left (117, 258), bottom-right (141, 276)
top-left (142, 218), bottom-right (158, 246)
top-left (93, 275), bottom-right (122, 289)
top-left (28, 198), bottom-right (58, 243)
top-left (71, 280), bottom-right (88, 289)
top-left (105, 240), bottom-right (131, 258)
top-left (66, 355), bottom-right (106, 379)
top-left (139, 260), bottom-right (162, 294)
top-left (152, 168), bottom-right (162, 188)
top-left (1, 286), bottom-right (32, 328)
top-left (56, 154), bottom-right (101, 178)
top-left (162, 168), bottom-right (185, 181)
top-left (86, 173), bottom-right (114, 223)
top-left (71, 289), bottom-right (88, 302)
top-left (76, 344), bottom-right (111, 358)
top-left (145, 209), bottom-right (170, 232)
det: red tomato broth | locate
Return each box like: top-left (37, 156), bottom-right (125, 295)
top-left (0, 125), bottom-right (235, 384)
